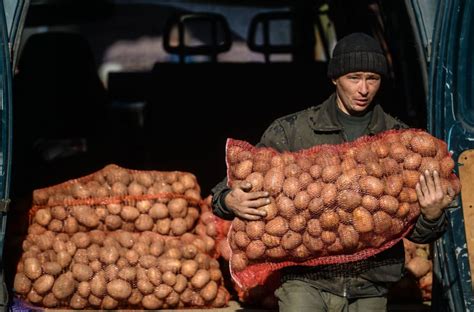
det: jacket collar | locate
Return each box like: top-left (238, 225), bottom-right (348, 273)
top-left (308, 92), bottom-right (387, 134)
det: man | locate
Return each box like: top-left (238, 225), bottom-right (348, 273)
top-left (211, 33), bottom-right (455, 311)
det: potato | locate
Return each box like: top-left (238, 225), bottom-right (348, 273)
top-left (308, 197), bottom-right (324, 216)
top-left (246, 221), bottom-right (265, 240)
top-left (321, 183), bottom-right (337, 206)
top-left (277, 195), bottom-right (296, 219)
top-left (327, 238), bottom-right (344, 254)
top-left (90, 272), bottom-right (107, 298)
top-left (64, 217), bottom-right (79, 234)
top-left (359, 176), bottom-right (384, 197)
top-left (390, 143), bottom-right (409, 162)
top-left (146, 267), bottom-right (162, 286)
top-left (77, 281), bottom-right (91, 298)
top-left (242, 172), bottom-right (264, 192)
top-left (321, 231), bottom-right (337, 244)
top-left (71, 205), bottom-right (100, 228)
top-left (211, 287), bottom-right (229, 308)
top-left (352, 207), bottom-right (375, 233)
top-left (289, 215), bottom-right (307, 233)
top-left (100, 246), bottom-right (119, 265)
top-left (155, 284), bottom-right (173, 299)
top-left (420, 157), bottom-right (441, 173)
top-left (379, 195), bottom-right (399, 215)
top-left (142, 294), bottom-right (163, 309)
top-left (35, 208), bottom-right (52, 227)
top-left (319, 211), bottom-right (340, 230)
top-left (158, 258), bottom-right (181, 273)
top-left (56, 251), bottom-right (72, 268)
top-left (173, 274), bottom-right (188, 293)
top-left (162, 271), bottom-right (177, 286)
top-left (107, 279), bottom-right (132, 300)
top-left (171, 218), bottom-right (187, 235)
top-left (137, 279), bottom-right (154, 295)
top-left (155, 218), bottom-right (171, 235)
top-left (294, 191), bottom-right (311, 210)
top-left (402, 170), bottom-right (421, 188)
top-left (281, 231), bottom-right (302, 251)
top-left (139, 255), bottom-right (158, 269)
top-left (302, 232), bottom-right (323, 253)
top-left (168, 198), bottom-right (188, 218)
top-left (231, 252), bottom-right (248, 271)
top-left (24, 258), bottom-right (42, 280)
top-left (282, 177), bottom-right (301, 198)
top-left (42, 292), bottom-right (58, 307)
top-left (27, 290), bottom-right (43, 304)
top-left (373, 211), bottom-right (393, 234)
top-left (338, 225), bottom-right (359, 250)
top-left (52, 273), bottom-right (76, 299)
top-left (191, 269), bottom-right (211, 289)
top-left (14, 272), bottom-right (31, 295)
top-left (410, 134), bottom-right (437, 157)
top-left (246, 240), bottom-right (266, 260)
top-left (88, 294), bottom-right (102, 306)
top-left (263, 168), bottom-right (285, 196)
top-left (265, 217), bottom-right (289, 236)
top-left (102, 295), bottom-right (118, 309)
top-left (406, 256), bottom-right (432, 278)
top-left (71, 232), bottom-right (91, 249)
top-left (261, 233), bottom-right (280, 248)
top-left (200, 280), bottom-right (218, 302)
top-left (337, 189), bottom-right (361, 211)
top-left (135, 214), bottom-right (154, 231)
top-left (72, 263), bottom-right (93, 282)
top-left (128, 289), bottom-right (143, 306)
top-left (265, 246), bottom-right (288, 259)
top-left (404, 153), bottom-right (422, 170)
top-left (322, 164), bottom-right (342, 183)
top-left (120, 206), bottom-right (140, 221)
top-left (233, 160), bottom-right (253, 179)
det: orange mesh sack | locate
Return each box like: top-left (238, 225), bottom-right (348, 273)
top-left (14, 230), bottom-right (230, 309)
top-left (13, 165), bottom-right (231, 309)
top-left (225, 129), bottom-right (461, 289)
top-left (30, 164), bottom-right (202, 236)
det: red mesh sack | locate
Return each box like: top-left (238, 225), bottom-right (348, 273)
top-left (225, 129), bottom-right (461, 289)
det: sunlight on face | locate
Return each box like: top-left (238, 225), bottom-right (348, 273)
top-left (333, 72), bottom-right (381, 115)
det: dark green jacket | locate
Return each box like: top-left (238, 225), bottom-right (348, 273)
top-left (211, 93), bottom-right (447, 298)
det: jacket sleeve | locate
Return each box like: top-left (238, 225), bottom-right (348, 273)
top-left (210, 177), bottom-right (234, 220)
top-left (406, 211), bottom-right (448, 244)
top-left (210, 119), bottom-right (290, 220)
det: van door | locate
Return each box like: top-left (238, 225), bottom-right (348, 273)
top-left (427, 0), bottom-right (474, 311)
top-left (0, 0), bottom-right (27, 310)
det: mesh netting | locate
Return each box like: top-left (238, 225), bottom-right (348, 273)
top-left (225, 129), bottom-right (461, 289)
top-left (13, 165), bottom-right (230, 309)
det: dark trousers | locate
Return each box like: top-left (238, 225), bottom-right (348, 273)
top-left (275, 280), bottom-right (387, 312)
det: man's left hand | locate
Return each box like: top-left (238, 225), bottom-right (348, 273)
top-left (415, 170), bottom-right (455, 221)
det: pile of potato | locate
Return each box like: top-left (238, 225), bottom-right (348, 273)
top-left (14, 166), bottom-right (230, 309)
top-left (404, 240), bottom-right (432, 300)
top-left (31, 165), bottom-right (202, 236)
top-left (226, 130), bottom-right (460, 274)
top-left (14, 230), bottom-right (228, 309)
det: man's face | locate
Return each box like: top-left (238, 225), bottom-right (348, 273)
top-left (333, 72), bottom-right (381, 115)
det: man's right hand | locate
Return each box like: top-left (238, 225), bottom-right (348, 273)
top-left (224, 181), bottom-right (270, 220)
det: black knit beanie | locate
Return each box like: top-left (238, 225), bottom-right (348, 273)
top-left (327, 32), bottom-right (387, 79)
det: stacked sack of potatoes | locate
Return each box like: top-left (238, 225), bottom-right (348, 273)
top-left (13, 164), bottom-right (229, 309)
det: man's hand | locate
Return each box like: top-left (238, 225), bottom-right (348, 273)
top-left (415, 170), bottom-right (455, 221)
top-left (224, 181), bottom-right (270, 221)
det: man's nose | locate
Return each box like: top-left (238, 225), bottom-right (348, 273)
top-left (359, 80), bottom-right (369, 95)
